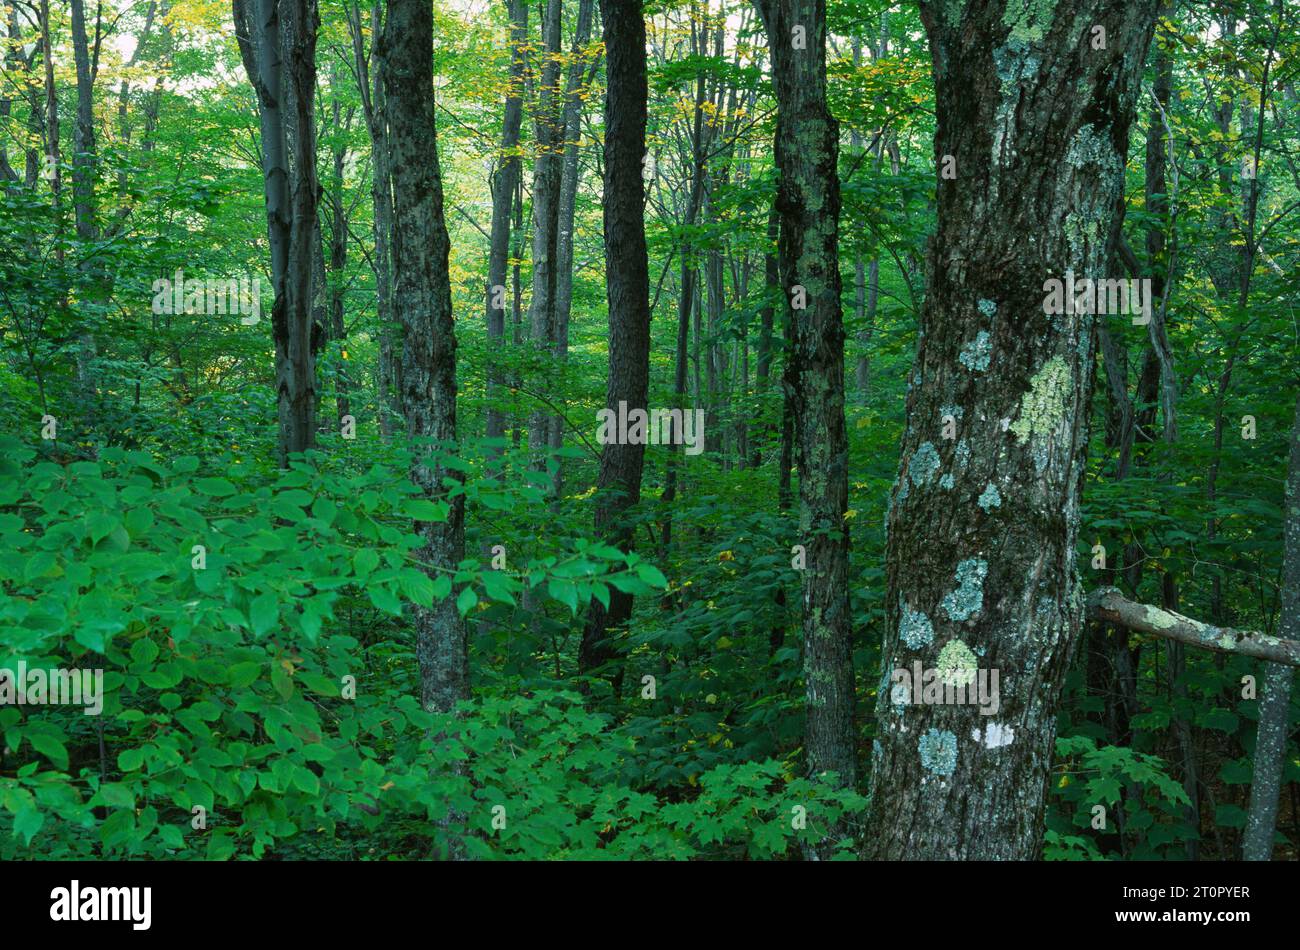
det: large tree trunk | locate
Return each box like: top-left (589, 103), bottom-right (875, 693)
top-left (577, 0), bottom-right (650, 681)
top-left (754, 0), bottom-right (855, 800)
top-left (866, 0), bottom-right (1159, 860)
top-left (485, 0), bottom-right (528, 450)
top-left (282, 0), bottom-right (321, 459)
top-left (382, 0), bottom-right (468, 714)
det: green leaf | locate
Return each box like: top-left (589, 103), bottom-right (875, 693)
top-left (548, 579), bottom-right (578, 614)
top-left (403, 499), bottom-right (450, 522)
top-left (250, 592), bottom-right (280, 636)
top-left (292, 767), bottom-right (320, 795)
top-left (368, 584), bottom-right (403, 617)
top-left (118, 747), bottom-right (146, 772)
top-left (28, 732), bottom-right (69, 771)
top-left (399, 570), bottom-right (435, 607)
top-left (194, 477), bottom-right (237, 497)
top-left (635, 562), bottom-right (669, 588)
top-left (12, 806), bottom-right (44, 845)
top-left (353, 548), bottom-right (380, 578)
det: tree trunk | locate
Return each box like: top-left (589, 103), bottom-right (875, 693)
top-left (548, 0), bottom-right (597, 496)
top-left (1243, 392), bottom-right (1300, 859)
top-left (578, 0), bottom-right (650, 682)
top-left (68, 0), bottom-right (100, 423)
top-left (347, 0), bottom-right (397, 439)
top-left (866, 0), bottom-right (1158, 860)
top-left (526, 0), bottom-right (563, 471)
top-left (233, 0), bottom-right (319, 466)
top-left (327, 95), bottom-right (351, 428)
top-left (382, 0), bottom-right (468, 715)
top-left (485, 0), bottom-right (528, 450)
top-left (755, 1), bottom-right (855, 799)
top-left (753, 202), bottom-right (778, 468)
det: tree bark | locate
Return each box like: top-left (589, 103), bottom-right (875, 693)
top-left (233, 0), bottom-right (320, 466)
top-left (866, 0), bottom-right (1158, 860)
top-left (753, 0), bottom-right (856, 803)
top-left (382, 0), bottom-right (468, 714)
top-left (485, 0), bottom-right (528, 450)
top-left (346, 0), bottom-right (397, 439)
top-left (1243, 392), bottom-right (1300, 858)
top-left (327, 94), bottom-right (351, 428)
top-left (526, 0), bottom-right (563, 471)
top-left (69, 0), bottom-right (100, 421)
top-left (548, 0), bottom-right (597, 495)
top-left (578, 0), bottom-right (650, 681)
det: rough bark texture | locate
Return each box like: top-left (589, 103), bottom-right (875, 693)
top-left (866, 0), bottom-right (1158, 860)
top-left (346, 0), bottom-right (396, 439)
top-left (382, 0), bottom-right (468, 713)
top-left (1243, 393), bottom-right (1300, 858)
top-left (578, 0), bottom-right (650, 680)
top-left (68, 0), bottom-right (99, 417)
top-left (233, 0), bottom-right (319, 466)
top-left (327, 95), bottom-right (351, 427)
top-left (526, 0), bottom-right (563, 468)
top-left (485, 0), bottom-right (528, 449)
top-left (549, 0), bottom-right (596, 479)
top-left (1088, 589), bottom-right (1300, 668)
top-left (754, 0), bottom-right (856, 792)
top-left (281, 0), bottom-right (321, 461)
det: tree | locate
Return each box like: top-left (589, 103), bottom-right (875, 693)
top-left (578, 0), bottom-right (650, 681)
top-left (382, 0), bottom-right (468, 713)
top-left (485, 0), bottom-right (528, 449)
top-left (866, 0), bottom-right (1160, 860)
top-left (232, 0), bottom-right (320, 466)
top-left (1243, 392), bottom-right (1300, 859)
top-left (752, 0), bottom-right (856, 797)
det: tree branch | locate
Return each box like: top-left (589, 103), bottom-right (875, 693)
top-left (1087, 587), bottom-right (1300, 667)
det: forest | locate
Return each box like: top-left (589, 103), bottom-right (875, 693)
top-left (0, 0), bottom-right (1297, 863)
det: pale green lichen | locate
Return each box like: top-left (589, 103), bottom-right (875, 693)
top-left (941, 558), bottom-right (989, 621)
top-left (908, 441), bottom-right (942, 487)
top-left (1143, 604), bottom-right (1178, 630)
top-left (955, 439), bottom-right (971, 468)
top-left (1002, 0), bottom-right (1057, 44)
top-left (939, 404), bottom-right (963, 422)
top-left (919, 728), bottom-right (958, 776)
top-left (900, 602), bottom-right (935, 649)
top-left (978, 483), bottom-right (1002, 511)
top-left (1009, 356), bottom-right (1072, 444)
top-left (977, 298), bottom-right (998, 317)
top-left (939, 473), bottom-right (955, 490)
top-left (937, 639), bottom-right (978, 688)
top-left (959, 331), bottom-right (992, 372)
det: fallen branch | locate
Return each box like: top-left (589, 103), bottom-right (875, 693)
top-left (1086, 587), bottom-right (1300, 668)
